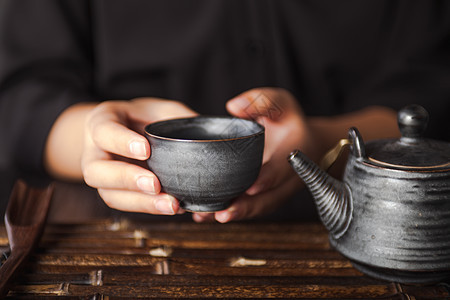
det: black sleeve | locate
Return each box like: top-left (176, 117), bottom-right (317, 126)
top-left (0, 0), bottom-right (95, 176)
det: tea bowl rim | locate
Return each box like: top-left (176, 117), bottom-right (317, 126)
top-left (144, 115), bottom-right (265, 143)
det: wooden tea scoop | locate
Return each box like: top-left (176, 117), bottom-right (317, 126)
top-left (0, 180), bottom-right (53, 297)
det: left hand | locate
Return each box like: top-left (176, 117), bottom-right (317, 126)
top-left (81, 98), bottom-right (198, 215)
top-left (192, 88), bottom-right (321, 223)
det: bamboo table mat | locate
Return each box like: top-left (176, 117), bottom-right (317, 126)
top-left (1, 219), bottom-right (449, 299)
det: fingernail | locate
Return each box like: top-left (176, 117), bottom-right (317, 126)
top-left (155, 196), bottom-right (175, 215)
top-left (129, 140), bottom-right (147, 158)
top-left (216, 207), bottom-right (237, 223)
top-left (192, 213), bottom-right (207, 223)
top-left (137, 176), bottom-right (155, 194)
top-left (246, 183), bottom-right (265, 196)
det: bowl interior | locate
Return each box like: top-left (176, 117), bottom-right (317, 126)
top-left (145, 116), bottom-right (264, 141)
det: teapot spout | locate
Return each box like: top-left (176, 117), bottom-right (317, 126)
top-left (288, 150), bottom-right (352, 239)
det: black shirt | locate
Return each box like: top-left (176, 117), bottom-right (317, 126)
top-left (1, 0), bottom-right (450, 211)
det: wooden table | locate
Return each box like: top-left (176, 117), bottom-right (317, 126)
top-left (1, 218), bottom-right (449, 299)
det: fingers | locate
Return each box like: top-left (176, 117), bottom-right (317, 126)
top-left (82, 100), bottom-right (193, 216)
top-left (226, 88), bottom-right (295, 121)
top-left (86, 102), bottom-right (150, 161)
top-left (83, 160), bottom-right (161, 194)
top-left (98, 122), bottom-right (149, 160)
top-left (192, 87), bottom-right (309, 223)
top-left (192, 166), bottom-right (302, 224)
top-left (128, 98), bottom-right (199, 131)
top-left (213, 176), bottom-right (302, 223)
top-left (192, 212), bottom-right (216, 223)
top-left (82, 150), bottom-right (182, 215)
top-left (245, 161), bottom-right (277, 196)
top-left (98, 189), bottom-right (179, 215)
top-left (246, 134), bottom-right (302, 196)
top-left (82, 157), bottom-right (182, 215)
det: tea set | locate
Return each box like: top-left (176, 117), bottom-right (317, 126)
top-left (145, 105), bottom-right (450, 283)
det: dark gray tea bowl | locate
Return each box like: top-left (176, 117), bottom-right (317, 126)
top-left (144, 116), bottom-right (265, 212)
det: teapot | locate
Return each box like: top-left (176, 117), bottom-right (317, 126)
top-left (288, 104), bottom-right (450, 284)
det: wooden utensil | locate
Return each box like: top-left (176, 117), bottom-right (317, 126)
top-left (0, 180), bottom-right (53, 297)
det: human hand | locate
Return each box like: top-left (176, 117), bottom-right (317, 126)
top-left (82, 98), bottom-right (198, 215)
top-left (192, 88), bottom-right (321, 223)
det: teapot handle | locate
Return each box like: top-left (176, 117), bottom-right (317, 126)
top-left (319, 138), bottom-right (352, 170)
top-left (348, 127), bottom-right (366, 159)
top-left (319, 127), bottom-right (366, 171)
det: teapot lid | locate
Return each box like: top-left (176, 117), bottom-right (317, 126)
top-left (364, 105), bottom-right (450, 170)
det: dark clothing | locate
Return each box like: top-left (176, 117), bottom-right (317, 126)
top-left (1, 0), bottom-right (450, 219)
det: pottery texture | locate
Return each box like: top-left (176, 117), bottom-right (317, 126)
top-left (145, 117), bottom-right (264, 212)
top-left (288, 105), bottom-right (450, 283)
top-left (288, 150), bottom-right (353, 240)
top-left (289, 147), bottom-right (450, 283)
top-left (332, 151), bottom-right (450, 271)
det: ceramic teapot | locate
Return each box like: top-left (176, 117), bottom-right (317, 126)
top-left (288, 104), bottom-right (450, 284)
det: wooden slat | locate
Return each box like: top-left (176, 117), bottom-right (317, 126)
top-left (1, 219), bottom-right (449, 299)
top-left (9, 283), bottom-right (395, 299)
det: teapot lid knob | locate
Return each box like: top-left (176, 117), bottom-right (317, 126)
top-left (398, 104), bottom-right (429, 139)
top-left (367, 104), bottom-right (450, 170)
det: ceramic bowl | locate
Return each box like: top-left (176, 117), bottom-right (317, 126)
top-left (144, 116), bottom-right (265, 212)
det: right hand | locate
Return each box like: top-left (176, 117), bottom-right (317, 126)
top-left (193, 88), bottom-right (320, 223)
top-left (81, 98), bottom-right (198, 215)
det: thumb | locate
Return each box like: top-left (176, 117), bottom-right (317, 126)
top-left (226, 89), bottom-right (283, 121)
